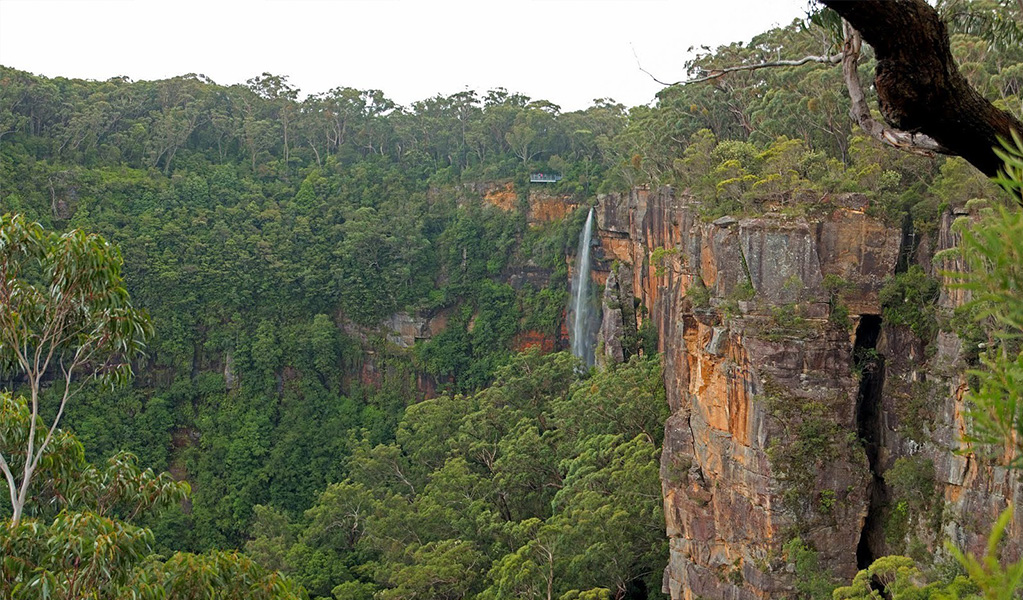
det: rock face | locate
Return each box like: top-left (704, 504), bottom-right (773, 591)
top-left (593, 187), bottom-right (1022, 599)
top-left (480, 181), bottom-right (519, 212)
top-left (528, 187), bottom-right (582, 225)
top-left (475, 180), bottom-right (583, 226)
top-left (598, 262), bottom-right (637, 365)
top-left (869, 210), bottom-right (1023, 563)
top-left (344, 310), bottom-right (451, 349)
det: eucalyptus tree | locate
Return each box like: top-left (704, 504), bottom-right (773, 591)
top-left (662, 0), bottom-right (1023, 180)
top-left (0, 213), bottom-right (152, 524)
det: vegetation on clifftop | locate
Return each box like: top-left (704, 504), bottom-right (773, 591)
top-left (2, 1), bottom-right (1023, 598)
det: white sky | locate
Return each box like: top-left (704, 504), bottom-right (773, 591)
top-left (0, 0), bottom-right (809, 111)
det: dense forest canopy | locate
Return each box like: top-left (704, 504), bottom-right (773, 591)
top-left (2, 1), bottom-right (1023, 598)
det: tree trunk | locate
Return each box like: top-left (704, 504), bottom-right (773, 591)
top-left (821, 0), bottom-right (1023, 177)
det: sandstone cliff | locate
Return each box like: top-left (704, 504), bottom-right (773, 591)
top-left (592, 187), bottom-right (1023, 599)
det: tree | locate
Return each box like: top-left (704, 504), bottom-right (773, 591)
top-left (951, 133), bottom-right (1023, 466)
top-left (0, 214), bottom-right (152, 524)
top-left (248, 73), bottom-right (300, 167)
top-left (485, 518), bottom-right (566, 600)
top-left (665, 0), bottom-right (1022, 182)
top-left (820, 0), bottom-right (1023, 178)
top-left (0, 215), bottom-right (305, 599)
top-left (0, 401), bottom-right (303, 599)
top-left (0, 392), bottom-right (186, 599)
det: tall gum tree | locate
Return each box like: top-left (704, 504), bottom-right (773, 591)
top-left (0, 214), bottom-right (152, 524)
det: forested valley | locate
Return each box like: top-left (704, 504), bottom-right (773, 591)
top-left (2, 2), bottom-right (1023, 598)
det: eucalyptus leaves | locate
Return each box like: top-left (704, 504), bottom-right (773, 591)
top-left (0, 214), bottom-right (152, 524)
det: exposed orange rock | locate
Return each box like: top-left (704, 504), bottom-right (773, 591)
top-left (483, 182), bottom-right (519, 211)
top-left (527, 188), bottom-right (582, 224)
top-left (594, 187), bottom-right (1022, 599)
top-left (597, 232), bottom-right (633, 263)
top-left (511, 330), bottom-right (557, 353)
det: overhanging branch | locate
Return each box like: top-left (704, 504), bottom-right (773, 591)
top-left (821, 0), bottom-right (1023, 178)
top-left (634, 47), bottom-right (843, 87)
top-left (840, 23), bottom-right (948, 157)
top-left (635, 25), bottom-right (948, 156)
top-left (639, 0), bottom-right (1023, 185)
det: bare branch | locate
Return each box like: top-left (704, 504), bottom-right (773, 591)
top-left (0, 451), bottom-right (18, 510)
top-left (633, 17), bottom-right (955, 161)
top-left (840, 22), bottom-right (949, 157)
top-left (683, 53), bottom-right (845, 85)
top-left (28, 345), bottom-right (87, 478)
top-left (632, 42), bottom-right (843, 87)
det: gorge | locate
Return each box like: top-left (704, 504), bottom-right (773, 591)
top-left (2, 3), bottom-right (1022, 594)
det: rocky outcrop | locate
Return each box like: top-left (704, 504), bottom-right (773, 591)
top-left (479, 181), bottom-right (519, 212)
top-left (474, 180), bottom-right (583, 226)
top-left (343, 310), bottom-right (451, 350)
top-left (592, 187), bottom-right (1021, 599)
top-left (511, 329), bottom-right (559, 353)
top-left (868, 209), bottom-right (1023, 563)
top-left (528, 188), bottom-right (582, 225)
top-left (598, 262), bottom-right (637, 365)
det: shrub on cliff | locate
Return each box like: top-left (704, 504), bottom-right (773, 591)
top-left (879, 266), bottom-right (941, 343)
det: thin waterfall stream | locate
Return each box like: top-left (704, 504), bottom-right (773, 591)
top-left (570, 207), bottom-right (596, 366)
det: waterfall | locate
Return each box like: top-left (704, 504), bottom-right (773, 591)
top-left (570, 207), bottom-right (596, 366)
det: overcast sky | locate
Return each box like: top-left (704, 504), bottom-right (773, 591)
top-left (0, 0), bottom-right (808, 111)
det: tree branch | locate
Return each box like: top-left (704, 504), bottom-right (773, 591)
top-left (840, 22), bottom-right (948, 156)
top-left (0, 451), bottom-right (18, 512)
top-left (686, 53), bottom-right (845, 85)
top-left (633, 44), bottom-right (843, 87)
top-left (821, 0), bottom-right (1023, 178)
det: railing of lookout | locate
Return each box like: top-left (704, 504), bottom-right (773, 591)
top-left (530, 173), bottom-right (563, 183)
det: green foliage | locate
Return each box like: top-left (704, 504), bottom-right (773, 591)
top-left (942, 0), bottom-right (1023, 53)
top-left (638, 318), bottom-right (659, 357)
top-left (686, 280), bottom-right (711, 309)
top-left (949, 302), bottom-right (987, 367)
top-left (0, 394), bottom-right (302, 599)
top-left (832, 555), bottom-right (977, 600)
top-left (127, 550), bottom-right (307, 600)
top-left (1, 510), bottom-right (157, 599)
top-left (832, 511), bottom-right (1023, 600)
top-left (880, 266), bottom-right (942, 343)
top-left (761, 382), bottom-right (852, 520)
top-left (758, 304), bottom-right (819, 342)
top-left (823, 274), bottom-right (853, 330)
top-left (783, 538), bottom-right (836, 600)
top-left (731, 278), bottom-right (756, 302)
top-left (522, 284), bottom-right (570, 338)
top-left (554, 354), bottom-right (668, 447)
top-left (650, 247), bottom-right (678, 277)
top-left (238, 351), bottom-right (668, 600)
top-left (0, 214), bottom-right (153, 524)
top-left (948, 507), bottom-right (1023, 600)
top-left (992, 130), bottom-right (1023, 199)
top-left (964, 350), bottom-right (1023, 468)
top-left (884, 457), bottom-right (939, 550)
top-left (947, 137), bottom-right (1023, 466)
top-left (892, 380), bottom-right (942, 443)
top-left (416, 279), bottom-right (524, 392)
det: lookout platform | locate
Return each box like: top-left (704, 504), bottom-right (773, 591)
top-left (529, 173), bottom-right (562, 183)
